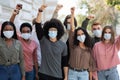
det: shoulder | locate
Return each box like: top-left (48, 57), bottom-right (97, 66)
top-left (58, 40), bottom-right (67, 48)
top-left (14, 39), bottom-right (22, 50)
top-left (94, 41), bottom-right (103, 48)
top-left (15, 39), bottom-right (21, 44)
top-left (31, 40), bottom-right (38, 48)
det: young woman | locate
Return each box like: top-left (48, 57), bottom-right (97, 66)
top-left (93, 26), bottom-right (120, 80)
top-left (34, 5), bottom-right (68, 80)
top-left (19, 23), bottom-right (38, 80)
top-left (68, 7), bottom-right (96, 80)
top-left (0, 21), bottom-right (25, 80)
top-left (9, 4), bottom-right (38, 80)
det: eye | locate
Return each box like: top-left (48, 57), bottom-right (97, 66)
top-left (93, 28), bottom-right (96, 30)
top-left (97, 28), bottom-right (100, 30)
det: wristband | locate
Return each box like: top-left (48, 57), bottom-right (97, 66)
top-left (38, 9), bottom-right (43, 12)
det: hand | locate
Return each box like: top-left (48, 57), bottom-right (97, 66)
top-left (35, 74), bottom-right (39, 80)
top-left (22, 76), bottom-right (25, 80)
top-left (87, 15), bottom-right (94, 19)
top-left (13, 9), bottom-right (19, 15)
top-left (64, 77), bottom-right (68, 80)
top-left (71, 7), bottom-right (75, 15)
top-left (39, 4), bottom-right (47, 11)
top-left (16, 4), bottom-right (22, 10)
top-left (55, 4), bottom-right (63, 12)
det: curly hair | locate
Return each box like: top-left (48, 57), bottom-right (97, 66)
top-left (20, 22), bottom-right (32, 32)
top-left (1, 21), bottom-right (18, 39)
top-left (63, 15), bottom-right (77, 28)
top-left (43, 18), bottom-right (64, 40)
top-left (73, 27), bottom-right (92, 48)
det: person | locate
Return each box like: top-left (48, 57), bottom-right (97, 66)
top-left (35, 5), bottom-right (68, 80)
top-left (81, 16), bottom-right (102, 80)
top-left (52, 4), bottom-right (77, 62)
top-left (10, 4), bottom-right (38, 80)
top-left (10, 4), bottom-right (42, 68)
top-left (52, 5), bottom-right (78, 79)
top-left (0, 21), bottom-right (25, 80)
top-left (93, 26), bottom-right (120, 80)
top-left (81, 17), bottom-right (102, 48)
top-left (68, 7), bottom-right (96, 80)
top-left (31, 18), bottom-right (42, 80)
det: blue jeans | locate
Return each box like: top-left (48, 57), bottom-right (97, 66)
top-left (68, 69), bottom-right (89, 80)
top-left (0, 64), bottom-right (21, 80)
top-left (26, 69), bottom-right (34, 80)
top-left (98, 66), bottom-right (119, 80)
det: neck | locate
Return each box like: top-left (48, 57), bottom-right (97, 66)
top-left (104, 40), bottom-right (110, 44)
top-left (23, 39), bottom-right (30, 42)
top-left (4, 38), bottom-right (13, 47)
top-left (5, 38), bottom-right (13, 41)
top-left (79, 42), bottom-right (86, 49)
top-left (50, 38), bottom-right (57, 42)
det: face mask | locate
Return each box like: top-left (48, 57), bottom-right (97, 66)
top-left (67, 24), bottom-right (71, 30)
top-left (3, 31), bottom-right (14, 39)
top-left (48, 31), bottom-right (57, 39)
top-left (21, 33), bottom-right (31, 40)
top-left (104, 33), bottom-right (111, 40)
top-left (77, 35), bottom-right (86, 43)
top-left (93, 30), bottom-right (102, 37)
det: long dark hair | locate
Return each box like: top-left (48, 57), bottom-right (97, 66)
top-left (1, 21), bottom-right (18, 39)
top-left (43, 18), bottom-right (64, 40)
top-left (73, 27), bottom-right (92, 48)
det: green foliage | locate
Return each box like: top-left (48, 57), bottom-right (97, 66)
top-left (106, 0), bottom-right (120, 6)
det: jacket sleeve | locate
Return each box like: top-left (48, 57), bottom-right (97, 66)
top-left (81, 18), bottom-right (90, 30)
top-left (35, 23), bottom-right (44, 40)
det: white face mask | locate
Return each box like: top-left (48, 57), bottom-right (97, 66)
top-left (77, 35), bottom-right (86, 43)
top-left (48, 31), bottom-right (57, 39)
top-left (21, 33), bottom-right (31, 40)
top-left (104, 33), bottom-right (111, 40)
top-left (67, 24), bottom-right (71, 30)
top-left (93, 30), bottom-right (102, 37)
top-left (3, 31), bottom-right (14, 39)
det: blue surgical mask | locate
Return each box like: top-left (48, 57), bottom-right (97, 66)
top-left (77, 35), bottom-right (86, 43)
top-left (48, 31), bottom-right (57, 38)
top-left (3, 31), bottom-right (14, 39)
top-left (93, 30), bottom-right (102, 37)
top-left (21, 33), bottom-right (31, 40)
top-left (104, 33), bottom-right (111, 40)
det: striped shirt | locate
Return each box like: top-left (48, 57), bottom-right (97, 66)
top-left (18, 37), bottom-right (38, 72)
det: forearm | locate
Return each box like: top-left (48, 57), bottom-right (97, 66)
top-left (34, 61), bottom-right (38, 75)
top-left (36, 12), bottom-right (42, 23)
top-left (89, 72), bottom-right (92, 80)
top-left (81, 18), bottom-right (90, 30)
top-left (35, 23), bottom-right (43, 40)
top-left (10, 14), bottom-right (16, 23)
top-left (71, 14), bottom-right (75, 32)
top-left (19, 45), bottom-right (25, 77)
top-left (34, 51), bottom-right (38, 74)
top-left (63, 67), bottom-right (68, 79)
top-left (52, 11), bottom-right (58, 19)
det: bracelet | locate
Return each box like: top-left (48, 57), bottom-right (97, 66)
top-left (38, 9), bottom-right (43, 12)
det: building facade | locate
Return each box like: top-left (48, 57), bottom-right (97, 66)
top-left (0, 0), bottom-right (57, 25)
